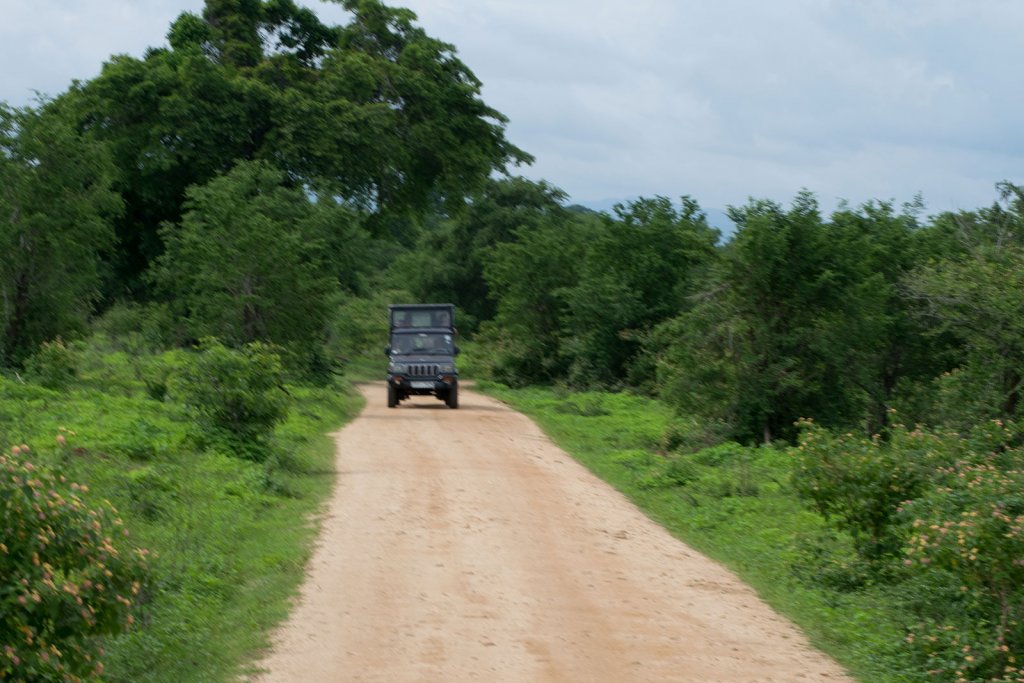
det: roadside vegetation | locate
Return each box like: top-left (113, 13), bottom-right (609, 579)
top-left (0, 328), bottom-right (360, 681)
top-left (2, 1), bottom-right (1023, 681)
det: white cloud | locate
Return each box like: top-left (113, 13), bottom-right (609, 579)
top-left (1, 1), bottom-right (206, 102)
top-left (2, 0), bottom-right (1021, 215)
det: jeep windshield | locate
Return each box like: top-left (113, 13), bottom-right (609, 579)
top-left (390, 331), bottom-right (455, 356)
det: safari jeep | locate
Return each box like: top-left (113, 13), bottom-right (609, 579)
top-left (385, 304), bottom-right (459, 409)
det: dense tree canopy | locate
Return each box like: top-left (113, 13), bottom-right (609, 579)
top-left (904, 186), bottom-right (1024, 428)
top-left (0, 103), bottom-right (121, 366)
top-left (61, 0), bottom-right (530, 297)
top-left (397, 177), bottom-right (572, 332)
top-left (153, 160), bottom-right (342, 356)
top-left (470, 183), bottom-right (1024, 444)
top-left (559, 196), bottom-right (717, 387)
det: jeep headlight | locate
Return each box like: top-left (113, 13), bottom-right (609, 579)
top-left (388, 362), bottom-right (408, 373)
top-left (439, 363), bottom-right (455, 374)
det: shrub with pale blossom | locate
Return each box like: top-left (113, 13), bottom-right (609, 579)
top-left (792, 417), bottom-right (957, 560)
top-left (902, 455), bottom-right (1024, 682)
top-left (1, 442), bottom-right (150, 681)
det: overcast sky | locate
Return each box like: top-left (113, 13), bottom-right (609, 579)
top-left (3, 0), bottom-right (1021, 217)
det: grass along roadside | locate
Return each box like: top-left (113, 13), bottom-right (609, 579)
top-left (0, 342), bottom-right (363, 682)
top-left (474, 381), bottom-right (916, 683)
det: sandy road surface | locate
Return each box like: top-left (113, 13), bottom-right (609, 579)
top-left (254, 383), bottom-right (852, 682)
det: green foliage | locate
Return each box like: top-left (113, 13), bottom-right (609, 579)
top-left (477, 201), bottom-right (586, 385)
top-left (652, 194), bottom-right (932, 443)
top-left (478, 194), bottom-right (717, 389)
top-left (789, 526), bottom-right (888, 595)
top-left (789, 412), bottom-right (1024, 680)
top-left (154, 161), bottom-right (340, 361)
top-left (397, 177), bottom-right (571, 332)
top-left (175, 339), bottom-right (289, 457)
top-left (93, 303), bottom-right (181, 353)
top-left (904, 210), bottom-right (1024, 428)
top-left (63, 0), bottom-right (529, 297)
top-left (22, 338), bottom-right (82, 390)
top-left (0, 335), bottom-right (360, 681)
top-left (690, 441), bottom-right (750, 466)
top-left (327, 287), bottom-right (413, 364)
top-left (0, 446), bottom-right (150, 681)
top-left (0, 103), bottom-right (121, 367)
top-left (560, 196), bottom-right (718, 388)
top-left (792, 418), bottom-right (955, 561)
top-left (900, 445), bottom-right (1024, 681)
top-left (553, 394), bottom-right (611, 417)
top-left (635, 453), bottom-right (701, 490)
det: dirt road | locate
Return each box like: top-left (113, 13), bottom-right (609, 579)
top-left (254, 383), bottom-right (852, 682)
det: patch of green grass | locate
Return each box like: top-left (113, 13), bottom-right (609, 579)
top-left (476, 381), bottom-right (917, 682)
top-left (0, 344), bottom-right (361, 682)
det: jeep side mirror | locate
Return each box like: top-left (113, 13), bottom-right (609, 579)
top-left (384, 346), bottom-right (392, 356)
top-left (454, 346), bottom-right (460, 356)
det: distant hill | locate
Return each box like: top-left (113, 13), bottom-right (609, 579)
top-left (572, 197), bottom-right (736, 243)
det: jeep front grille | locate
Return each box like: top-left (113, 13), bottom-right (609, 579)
top-left (408, 364), bottom-right (439, 377)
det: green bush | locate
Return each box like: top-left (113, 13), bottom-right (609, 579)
top-left (327, 291), bottom-right (405, 363)
top-left (175, 339), bottom-right (289, 459)
top-left (901, 454), bottom-right (1024, 681)
top-left (22, 338), bottom-right (81, 390)
top-left (649, 454), bottom-right (701, 489)
top-left (138, 349), bottom-right (188, 403)
top-left (610, 449), bottom-right (658, 472)
top-left (790, 529), bottom-right (876, 592)
top-left (118, 464), bottom-right (178, 520)
top-left (0, 445), bottom-right (150, 681)
top-left (792, 418), bottom-right (956, 561)
top-left (93, 302), bottom-right (179, 353)
top-left (792, 416), bottom-right (1024, 679)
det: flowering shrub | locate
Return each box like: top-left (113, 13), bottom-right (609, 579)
top-left (1, 443), bottom-right (150, 681)
top-left (794, 416), bottom-right (1024, 680)
top-left (792, 418), bottom-right (957, 560)
top-left (902, 453), bottom-right (1024, 682)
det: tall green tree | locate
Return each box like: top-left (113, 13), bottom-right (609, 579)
top-left (817, 199), bottom-right (941, 433)
top-left (904, 183), bottom-right (1024, 427)
top-left (397, 177), bottom-right (571, 332)
top-left (560, 196), bottom-right (718, 387)
top-left (152, 160), bottom-right (342, 358)
top-left (478, 202), bottom-right (588, 385)
top-left (0, 104), bottom-right (121, 366)
top-left (653, 192), bottom-right (960, 443)
top-left (477, 194), bottom-right (718, 388)
top-left (654, 193), bottom-right (858, 442)
top-left (63, 0), bottom-right (530, 297)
